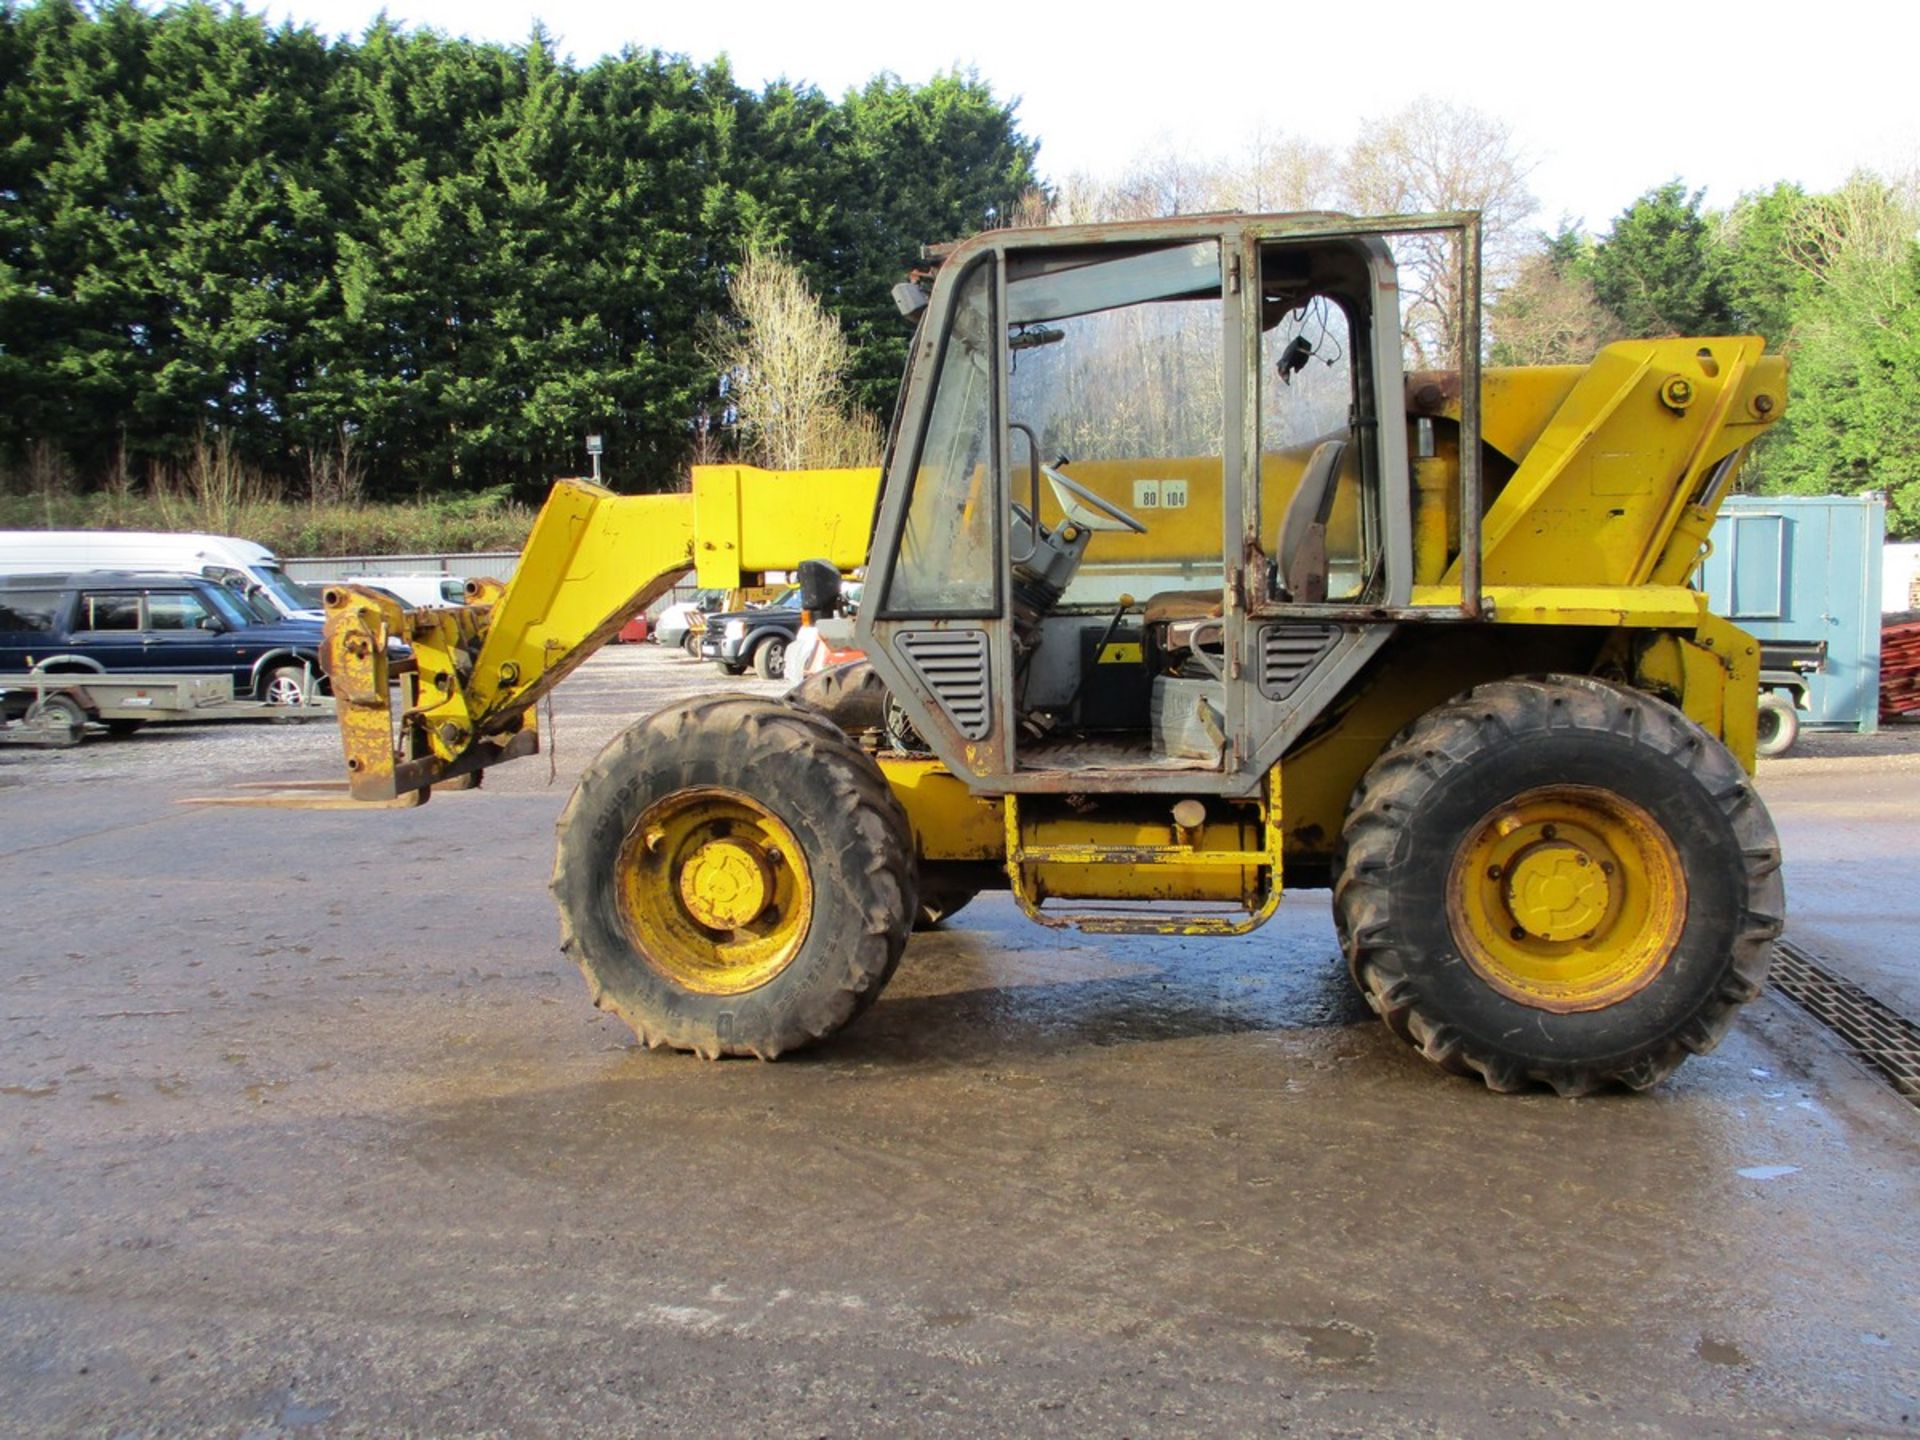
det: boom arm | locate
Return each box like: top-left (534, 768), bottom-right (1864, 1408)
top-left (324, 466), bottom-right (879, 802)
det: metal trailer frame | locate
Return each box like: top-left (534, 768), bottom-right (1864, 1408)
top-left (0, 667), bottom-right (332, 742)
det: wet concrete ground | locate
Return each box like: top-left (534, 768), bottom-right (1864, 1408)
top-left (2, 647), bottom-right (1917, 1436)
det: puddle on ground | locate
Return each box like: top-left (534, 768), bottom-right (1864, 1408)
top-left (1294, 1322), bottom-right (1375, 1365)
top-left (1697, 1336), bottom-right (1752, 1367)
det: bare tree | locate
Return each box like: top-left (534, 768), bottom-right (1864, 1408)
top-left (1488, 247), bottom-right (1617, 364)
top-left (1047, 129), bottom-right (1336, 226)
top-left (1340, 97), bottom-right (1536, 367)
top-left (705, 250), bottom-right (883, 471)
top-left (1786, 169), bottom-right (1920, 324)
top-left (1211, 125), bottom-right (1340, 214)
top-left (1048, 138), bottom-right (1242, 225)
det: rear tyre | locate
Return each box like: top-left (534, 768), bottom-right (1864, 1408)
top-left (1755, 693), bottom-right (1799, 758)
top-left (1334, 675), bottom-right (1783, 1095)
top-left (914, 885), bottom-right (978, 931)
top-left (552, 695), bottom-right (916, 1059)
top-left (752, 634), bottom-right (788, 680)
top-left (786, 659), bottom-right (888, 736)
top-left (682, 630), bottom-right (701, 658)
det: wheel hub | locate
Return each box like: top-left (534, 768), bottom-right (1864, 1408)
top-left (1448, 786), bottom-right (1687, 1013)
top-left (1503, 841), bottom-right (1610, 943)
top-left (679, 838), bottom-right (775, 930)
top-left (614, 787), bottom-right (813, 996)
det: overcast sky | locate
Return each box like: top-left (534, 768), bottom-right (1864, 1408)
top-left (259, 0), bottom-right (1918, 234)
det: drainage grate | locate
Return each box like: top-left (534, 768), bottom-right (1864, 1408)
top-left (1769, 940), bottom-right (1920, 1108)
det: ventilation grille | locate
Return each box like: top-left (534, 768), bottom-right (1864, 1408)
top-left (1257, 624), bottom-right (1338, 699)
top-left (897, 628), bottom-right (991, 739)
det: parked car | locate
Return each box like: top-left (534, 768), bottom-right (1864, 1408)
top-left (700, 586), bottom-right (799, 677)
top-left (0, 571), bottom-right (330, 703)
top-left (698, 582), bottom-right (861, 678)
top-left (0, 530), bottom-right (324, 620)
top-left (653, 589), bottom-right (726, 654)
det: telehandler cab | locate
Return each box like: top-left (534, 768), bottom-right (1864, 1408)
top-left (320, 210), bottom-right (1785, 1094)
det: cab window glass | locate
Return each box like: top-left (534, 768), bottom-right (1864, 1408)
top-left (1256, 242), bottom-right (1381, 605)
top-left (80, 593), bottom-right (140, 630)
top-left (885, 262), bottom-right (996, 614)
top-left (1003, 240), bottom-right (1223, 608)
top-left (146, 591), bottom-right (213, 630)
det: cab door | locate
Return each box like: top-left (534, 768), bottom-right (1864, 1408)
top-left (862, 229), bottom-right (1243, 791)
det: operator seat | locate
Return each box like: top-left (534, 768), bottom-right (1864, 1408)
top-left (1140, 437), bottom-right (1350, 671)
top-left (1272, 438), bottom-right (1347, 604)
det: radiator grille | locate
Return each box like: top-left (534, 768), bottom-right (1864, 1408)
top-left (1257, 624), bottom-right (1338, 699)
top-left (897, 629), bottom-right (992, 739)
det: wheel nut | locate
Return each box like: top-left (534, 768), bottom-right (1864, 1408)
top-left (1541, 824), bottom-right (1558, 840)
top-left (1487, 864), bottom-right (1502, 880)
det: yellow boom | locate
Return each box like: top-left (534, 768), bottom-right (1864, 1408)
top-left (324, 465), bottom-right (879, 802)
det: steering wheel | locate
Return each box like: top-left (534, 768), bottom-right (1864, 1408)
top-left (1041, 461), bottom-right (1148, 535)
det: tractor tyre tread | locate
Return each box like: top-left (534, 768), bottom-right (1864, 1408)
top-left (551, 694), bottom-right (916, 1059)
top-left (1333, 674), bottom-right (1783, 1096)
top-left (786, 659), bottom-right (889, 736)
top-left (913, 885), bottom-right (978, 931)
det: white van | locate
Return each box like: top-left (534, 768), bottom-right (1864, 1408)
top-left (0, 531), bottom-right (323, 621)
top-left (336, 574), bottom-right (468, 608)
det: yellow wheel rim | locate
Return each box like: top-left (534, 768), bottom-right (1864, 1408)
top-left (1447, 785), bottom-right (1685, 1013)
top-left (615, 787), bottom-right (813, 995)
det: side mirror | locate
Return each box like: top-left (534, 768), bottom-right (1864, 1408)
top-left (198, 615), bottom-right (229, 633)
top-left (892, 281), bottom-right (929, 319)
top-left (796, 559), bottom-right (842, 617)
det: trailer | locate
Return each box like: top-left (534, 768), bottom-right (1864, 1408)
top-left (0, 668), bottom-right (329, 745)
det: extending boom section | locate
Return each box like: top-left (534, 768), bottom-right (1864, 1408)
top-left (324, 466), bottom-right (879, 802)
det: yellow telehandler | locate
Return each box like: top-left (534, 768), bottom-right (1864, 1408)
top-left (319, 211), bottom-right (1785, 1093)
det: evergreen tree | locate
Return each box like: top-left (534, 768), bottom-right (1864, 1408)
top-left (1585, 181), bottom-right (1733, 338)
top-left (0, 3), bottom-right (1040, 496)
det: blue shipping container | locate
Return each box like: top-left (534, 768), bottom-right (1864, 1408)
top-left (1697, 495), bottom-right (1885, 734)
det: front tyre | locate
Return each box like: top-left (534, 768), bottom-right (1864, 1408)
top-left (1334, 675), bottom-right (1783, 1095)
top-left (260, 661), bottom-right (315, 706)
top-left (552, 696), bottom-right (916, 1059)
top-left (752, 634), bottom-right (788, 680)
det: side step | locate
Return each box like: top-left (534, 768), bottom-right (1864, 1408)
top-left (1002, 779), bottom-right (1284, 936)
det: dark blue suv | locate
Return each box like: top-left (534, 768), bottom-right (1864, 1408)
top-left (0, 571), bottom-right (328, 703)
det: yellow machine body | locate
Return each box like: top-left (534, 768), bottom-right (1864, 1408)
top-left (321, 244), bottom-right (1781, 920)
top-left (311, 209), bottom-right (1792, 1089)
